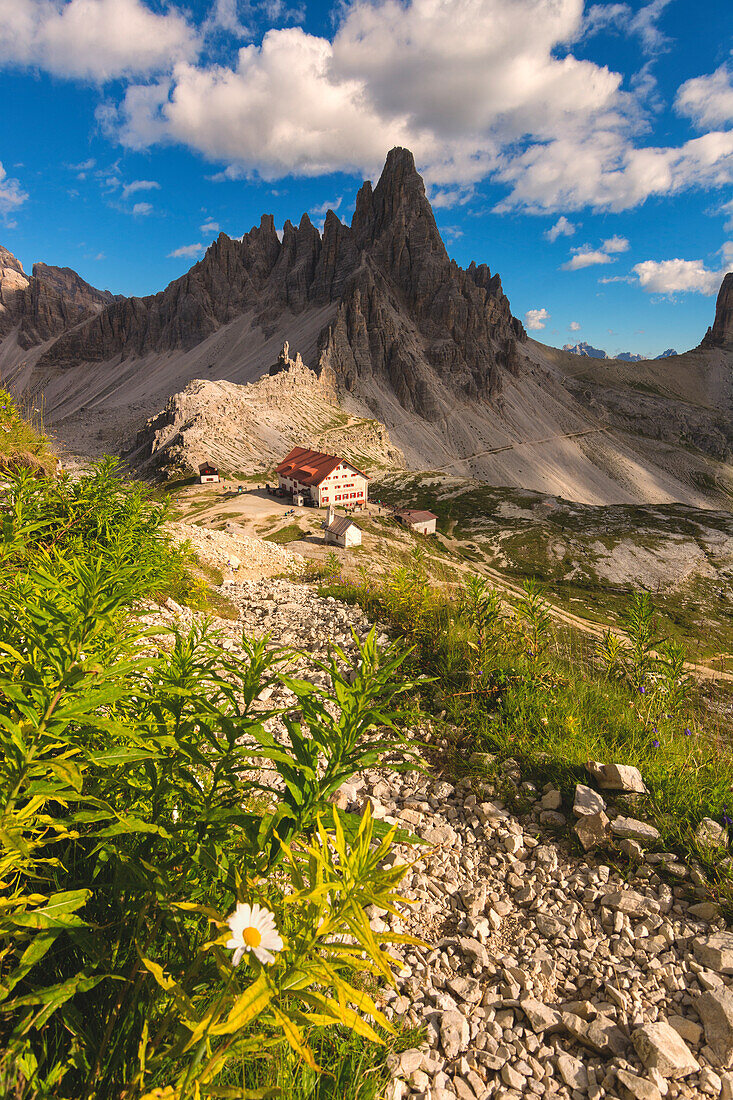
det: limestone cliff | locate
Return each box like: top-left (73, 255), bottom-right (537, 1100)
top-left (0, 247), bottom-right (114, 347)
top-left (21, 148), bottom-right (525, 424)
top-left (701, 273), bottom-right (733, 348)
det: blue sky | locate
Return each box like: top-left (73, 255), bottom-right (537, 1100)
top-left (0, 0), bottom-right (731, 357)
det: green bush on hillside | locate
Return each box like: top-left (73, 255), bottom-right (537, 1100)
top-left (0, 463), bottom-right (421, 1099)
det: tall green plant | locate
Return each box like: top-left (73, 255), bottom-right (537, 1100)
top-left (0, 466), bottom-right (421, 1099)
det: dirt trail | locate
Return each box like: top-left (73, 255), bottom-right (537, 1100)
top-left (468, 554), bottom-right (733, 683)
top-left (440, 427), bottom-right (607, 470)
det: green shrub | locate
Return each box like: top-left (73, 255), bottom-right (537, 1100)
top-left (0, 465), bottom-right (421, 1098)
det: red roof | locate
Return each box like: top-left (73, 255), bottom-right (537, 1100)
top-left (275, 446), bottom-right (369, 487)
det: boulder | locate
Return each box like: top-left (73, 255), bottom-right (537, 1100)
top-left (697, 989), bottom-right (733, 1067)
top-left (573, 783), bottom-right (606, 816)
top-left (632, 1021), bottom-right (700, 1078)
top-left (588, 761), bottom-right (646, 793)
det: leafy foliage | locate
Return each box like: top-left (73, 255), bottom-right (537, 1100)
top-left (0, 465), bottom-right (420, 1098)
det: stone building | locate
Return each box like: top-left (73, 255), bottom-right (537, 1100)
top-left (394, 508), bottom-right (438, 535)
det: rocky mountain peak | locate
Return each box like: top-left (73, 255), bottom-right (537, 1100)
top-left (0, 245), bottom-right (25, 276)
top-left (352, 146), bottom-right (446, 264)
top-left (701, 272), bottom-right (733, 348)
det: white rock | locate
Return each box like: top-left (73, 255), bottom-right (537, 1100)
top-left (573, 784), bottom-right (606, 817)
top-left (615, 1067), bottom-right (663, 1100)
top-left (698, 989), bottom-right (733, 1068)
top-left (588, 761), bottom-right (646, 793)
top-left (557, 1052), bottom-right (588, 1090)
top-left (632, 1021), bottom-right (700, 1079)
top-left (694, 933), bottom-right (733, 975)
top-left (611, 816), bottom-right (661, 843)
top-left (440, 1010), bottom-right (470, 1060)
top-left (575, 810), bottom-right (610, 851)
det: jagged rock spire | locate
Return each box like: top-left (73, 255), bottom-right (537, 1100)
top-left (701, 273), bottom-right (733, 348)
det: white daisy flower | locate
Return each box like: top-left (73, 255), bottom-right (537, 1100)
top-left (225, 902), bottom-right (283, 966)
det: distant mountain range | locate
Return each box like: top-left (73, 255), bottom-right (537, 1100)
top-left (1, 149), bottom-right (731, 507)
top-left (562, 341), bottom-right (678, 362)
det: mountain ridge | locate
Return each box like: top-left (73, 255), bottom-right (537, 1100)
top-left (1, 148), bottom-right (731, 507)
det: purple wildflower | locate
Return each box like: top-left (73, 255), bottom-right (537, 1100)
top-left (684, 728), bottom-right (692, 736)
top-left (639, 686), bottom-right (646, 694)
top-left (652, 739), bottom-right (660, 748)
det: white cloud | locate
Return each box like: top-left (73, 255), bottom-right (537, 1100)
top-left (108, 0), bottom-right (625, 190)
top-left (582, 0), bottom-right (672, 55)
top-left (200, 220), bottom-right (221, 233)
top-left (676, 60), bottom-right (733, 131)
top-left (602, 234), bottom-right (629, 253)
top-left (0, 162), bottom-right (28, 215)
top-left (495, 130), bottom-right (733, 213)
top-left (561, 246), bottom-right (614, 270)
top-left (525, 307), bottom-right (549, 330)
top-left (722, 199), bottom-right (733, 234)
top-left (121, 179), bottom-right (160, 199)
top-left (309, 197), bottom-right (341, 218)
top-left (545, 215), bottom-right (575, 241)
top-left (131, 201), bottom-right (153, 216)
top-left (632, 249), bottom-right (733, 295)
top-left (3, 0), bottom-right (732, 219)
top-left (569, 320), bottom-right (581, 330)
top-left (168, 242), bottom-right (205, 259)
top-left (0, 0), bottom-right (199, 82)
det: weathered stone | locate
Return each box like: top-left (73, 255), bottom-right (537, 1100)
top-left (611, 816), bottom-right (661, 843)
top-left (689, 901), bottom-right (723, 921)
top-left (698, 989), bottom-right (733, 1068)
top-left (668, 1015), bottom-right (703, 1046)
top-left (574, 784), bottom-right (606, 816)
top-left (541, 789), bottom-right (562, 811)
top-left (440, 1010), bottom-right (470, 1060)
top-left (615, 1067), bottom-right (663, 1100)
top-left (602, 888), bottom-right (654, 915)
top-left (632, 1021), bottom-right (700, 1078)
top-left (696, 818), bottom-right (728, 847)
top-left (520, 996), bottom-right (563, 1034)
top-left (575, 809), bottom-right (610, 850)
top-left (694, 933), bottom-right (733, 974)
top-left (557, 1053), bottom-right (588, 1090)
top-left (620, 838), bottom-right (645, 861)
top-left (588, 761), bottom-right (646, 793)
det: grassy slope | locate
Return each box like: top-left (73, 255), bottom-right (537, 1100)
top-left (372, 473), bottom-right (733, 667)
top-left (319, 566), bottom-right (733, 911)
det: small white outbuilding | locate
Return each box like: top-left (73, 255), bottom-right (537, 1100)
top-left (198, 462), bottom-right (220, 484)
top-left (323, 506), bottom-right (362, 549)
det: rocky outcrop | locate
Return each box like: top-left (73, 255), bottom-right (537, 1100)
top-left (19, 263), bottom-right (115, 348)
top-left (19, 148), bottom-right (525, 425)
top-left (0, 246), bottom-right (114, 346)
top-left (128, 342), bottom-right (405, 479)
top-left (701, 273), bottom-right (733, 348)
top-left (0, 247), bottom-right (30, 338)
